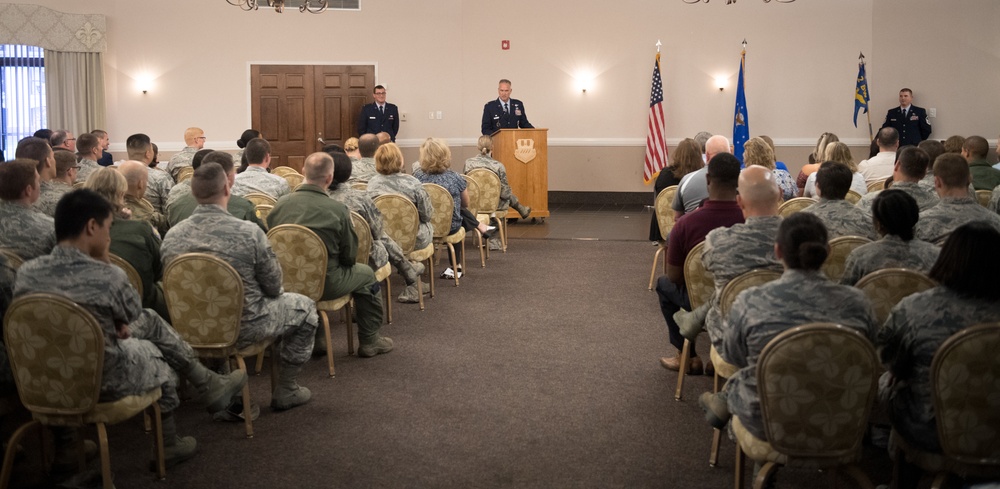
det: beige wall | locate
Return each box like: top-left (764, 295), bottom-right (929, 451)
top-left (7, 0), bottom-right (998, 192)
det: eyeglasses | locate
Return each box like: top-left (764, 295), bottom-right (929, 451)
top-left (195, 136), bottom-right (207, 141)
top-left (66, 138), bottom-right (76, 141)
top-left (374, 92), bottom-right (386, 95)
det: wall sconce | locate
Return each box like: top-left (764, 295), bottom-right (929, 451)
top-left (714, 76), bottom-right (727, 91)
top-left (136, 74), bottom-right (153, 95)
top-left (574, 72), bottom-right (595, 94)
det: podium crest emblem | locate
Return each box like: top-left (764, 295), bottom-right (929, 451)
top-left (514, 139), bottom-right (537, 164)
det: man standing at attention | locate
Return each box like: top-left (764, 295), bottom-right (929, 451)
top-left (357, 85), bottom-right (399, 142)
top-left (166, 127), bottom-right (206, 181)
top-left (267, 152), bottom-right (393, 358)
top-left (881, 88), bottom-right (931, 147)
top-left (481, 79), bottom-right (533, 135)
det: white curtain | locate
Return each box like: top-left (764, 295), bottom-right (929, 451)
top-left (44, 50), bottom-right (106, 135)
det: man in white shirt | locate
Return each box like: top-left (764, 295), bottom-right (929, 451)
top-left (858, 127), bottom-right (899, 185)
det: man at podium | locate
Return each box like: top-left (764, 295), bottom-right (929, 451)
top-left (481, 79), bottom-right (533, 135)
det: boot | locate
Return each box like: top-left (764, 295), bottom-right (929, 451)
top-left (313, 328), bottom-right (328, 356)
top-left (512, 201), bottom-right (531, 219)
top-left (271, 363), bottom-right (312, 411)
top-left (358, 336), bottom-right (393, 358)
top-left (50, 427), bottom-right (89, 476)
top-left (399, 259), bottom-right (423, 285)
top-left (182, 360), bottom-right (248, 414)
top-left (674, 302), bottom-right (709, 341)
top-left (698, 391), bottom-right (731, 430)
top-left (397, 281), bottom-right (430, 303)
top-left (159, 413), bottom-right (197, 469)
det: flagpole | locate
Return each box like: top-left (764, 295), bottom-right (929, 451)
top-left (860, 52), bottom-right (873, 141)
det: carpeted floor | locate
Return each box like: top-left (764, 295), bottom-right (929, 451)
top-left (8, 232), bottom-right (893, 488)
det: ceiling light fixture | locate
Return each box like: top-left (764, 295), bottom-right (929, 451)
top-left (226, 0), bottom-right (331, 14)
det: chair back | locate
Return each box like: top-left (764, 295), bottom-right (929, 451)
top-left (282, 172), bottom-right (304, 190)
top-left (867, 179), bottom-right (887, 193)
top-left (844, 190), bottom-right (863, 205)
top-left (975, 189), bottom-right (992, 208)
top-left (271, 166), bottom-right (298, 178)
top-left (255, 204), bottom-right (274, 226)
top-left (351, 182), bottom-right (368, 191)
top-left (162, 253), bottom-right (244, 349)
top-left (757, 323), bottom-right (878, 458)
top-left (467, 169), bottom-right (502, 213)
top-left (373, 194), bottom-right (420, 254)
top-left (243, 192), bottom-right (278, 207)
top-left (854, 268), bottom-right (936, 325)
top-left (822, 236), bottom-right (872, 282)
top-left (720, 269), bottom-right (783, 318)
top-left (266, 224), bottom-right (329, 302)
top-left (0, 247), bottom-right (23, 270)
top-left (423, 183), bottom-right (456, 239)
top-left (654, 186), bottom-right (678, 241)
top-left (350, 211), bottom-right (372, 266)
top-left (931, 322), bottom-right (1000, 465)
top-left (109, 253), bottom-right (144, 299)
top-left (462, 175), bottom-right (483, 216)
top-left (4, 293), bottom-right (104, 415)
top-left (777, 197), bottom-right (816, 218)
top-left (176, 166), bottom-right (195, 183)
top-left (683, 241), bottom-right (714, 309)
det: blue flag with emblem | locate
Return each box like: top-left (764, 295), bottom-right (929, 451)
top-left (854, 61), bottom-right (870, 128)
top-left (732, 49), bottom-right (749, 164)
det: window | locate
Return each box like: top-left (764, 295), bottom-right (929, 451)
top-left (1, 44), bottom-right (45, 161)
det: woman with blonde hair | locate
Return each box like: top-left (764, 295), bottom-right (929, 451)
top-left (367, 142), bottom-right (434, 251)
top-left (743, 137), bottom-right (796, 200)
top-left (414, 138), bottom-right (495, 279)
top-left (649, 138), bottom-right (703, 242)
top-left (796, 132), bottom-right (839, 195)
top-left (465, 134), bottom-right (531, 220)
top-left (84, 167), bottom-right (169, 319)
top-left (802, 141), bottom-right (868, 197)
top-left (343, 137), bottom-right (361, 160)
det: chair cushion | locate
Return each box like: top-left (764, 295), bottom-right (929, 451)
top-left (34, 388), bottom-right (162, 426)
top-left (733, 415), bottom-right (860, 469)
top-left (317, 294), bottom-right (352, 312)
top-left (710, 345), bottom-right (740, 379)
top-left (374, 263), bottom-right (392, 282)
top-left (441, 228), bottom-right (466, 244)
top-left (408, 243), bottom-right (435, 262)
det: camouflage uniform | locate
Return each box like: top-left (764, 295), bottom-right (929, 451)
top-left (915, 197), bottom-right (1000, 245)
top-left (165, 186), bottom-right (265, 231)
top-left (801, 198), bottom-right (876, 240)
top-left (702, 216), bottom-right (784, 353)
top-left (232, 167), bottom-right (290, 199)
top-left (878, 286), bottom-right (1000, 452)
top-left (367, 173), bottom-right (434, 249)
top-left (166, 147), bottom-right (197, 182)
top-left (34, 180), bottom-right (73, 217)
top-left (918, 176), bottom-right (977, 199)
top-left (722, 269), bottom-right (877, 440)
top-left (124, 194), bottom-right (169, 237)
top-left (840, 235), bottom-right (940, 286)
top-left (855, 182), bottom-right (939, 218)
top-left (349, 157), bottom-right (377, 184)
top-left (0, 253), bottom-right (14, 393)
top-left (110, 216), bottom-right (169, 320)
top-left (146, 167), bottom-right (174, 215)
top-left (989, 184), bottom-right (1000, 214)
top-left (161, 204), bottom-right (318, 366)
top-left (165, 181), bottom-right (191, 209)
top-left (15, 245), bottom-right (199, 412)
top-left (329, 185), bottom-right (420, 285)
top-left (0, 201), bottom-right (56, 260)
top-left (268, 185), bottom-right (385, 345)
top-left (75, 158), bottom-right (100, 184)
top-left (464, 154), bottom-right (522, 211)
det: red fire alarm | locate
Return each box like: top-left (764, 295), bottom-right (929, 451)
top-left (501, 40), bottom-right (510, 50)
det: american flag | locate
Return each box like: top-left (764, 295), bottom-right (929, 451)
top-left (644, 52), bottom-right (668, 184)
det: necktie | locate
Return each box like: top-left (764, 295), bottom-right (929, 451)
top-left (503, 103), bottom-right (509, 114)
top-left (379, 105), bottom-right (384, 115)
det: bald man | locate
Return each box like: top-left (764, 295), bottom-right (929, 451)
top-left (166, 127), bottom-right (206, 181)
top-left (671, 135), bottom-right (732, 219)
top-left (701, 166), bottom-right (784, 354)
top-left (121, 160), bottom-right (169, 236)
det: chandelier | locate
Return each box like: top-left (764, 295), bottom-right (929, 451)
top-left (226, 0), bottom-right (330, 14)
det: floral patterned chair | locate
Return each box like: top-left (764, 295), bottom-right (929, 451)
top-left (708, 269), bottom-right (783, 466)
top-left (1, 293), bottom-right (166, 488)
top-left (890, 322), bottom-right (1000, 488)
top-left (373, 193), bottom-right (435, 311)
top-left (648, 185), bottom-right (678, 290)
top-left (109, 252), bottom-right (144, 299)
top-left (176, 166), bottom-right (194, 183)
top-left (423, 183), bottom-right (467, 287)
top-left (0, 247), bottom-right (23, 270)
top-left (854, 268), bottom-right (936, 325)
top-left (822, 236), bottom-right (872, 282)
top-left (266, 224), bottom-right (352, 375)
top-left (281, 172), bottom-right (304, 190)
top-left (777, 197), bottom-right (817, 218)
top-left (162, 253), bottom-right (274, 438)
top-left (467, 168), bottom-right (508, 254)
top-left (845, 189), bottom-right (863, 205)
top-left (731, 323), bottom-right (878, 489)
top-left (460, 175), bottom-right (488, 266)
top-left (675, 241), bottom-right (713, 401)
top-left (351, 211), bottom-right (393, 324)
top-left (270, 166), bottom-right (299, 178)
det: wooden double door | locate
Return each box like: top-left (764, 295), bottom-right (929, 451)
top-left (250, 64), bottom-right (374, 172)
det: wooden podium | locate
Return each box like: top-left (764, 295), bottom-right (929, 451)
top-left (491, 128), bottom-right (549, 218)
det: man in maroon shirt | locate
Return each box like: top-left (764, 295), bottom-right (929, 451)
top-left (656, 153), bottom-right (745, 375)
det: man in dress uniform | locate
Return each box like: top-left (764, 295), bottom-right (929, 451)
top-left (481, 79), bottom-right (533, 135)
top-left (357, 85), bottom-right (399, 142)
top-left (881, 88), bottom-right (931, 147)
